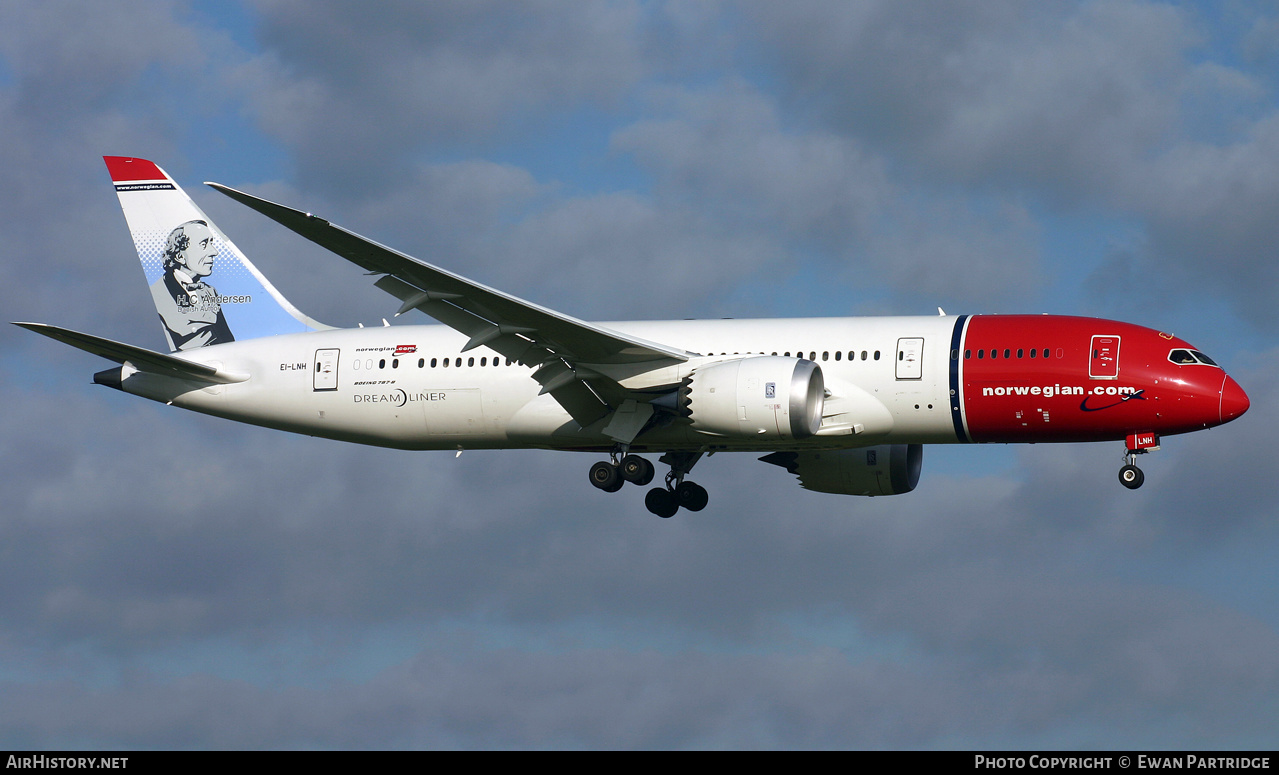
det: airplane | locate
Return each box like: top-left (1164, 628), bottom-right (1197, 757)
top-left (16, 157), bottom-right (1251, 518)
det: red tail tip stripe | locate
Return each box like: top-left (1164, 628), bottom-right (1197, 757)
top-left (103, 156), bottom-right (166, 182)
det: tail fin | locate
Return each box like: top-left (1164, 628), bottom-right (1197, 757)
top-left (104, 156), bottom-right (330, 352)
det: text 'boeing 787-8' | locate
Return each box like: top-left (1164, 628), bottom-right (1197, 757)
top-left (17, 157), bottom-right (1250, 517)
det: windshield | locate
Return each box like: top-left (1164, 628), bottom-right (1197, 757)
top-left (1169, 349), bottom-right (1219, 367)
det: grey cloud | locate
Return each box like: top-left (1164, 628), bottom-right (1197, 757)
top-left (744, 1), bottom-right (1191, 198)
top-left (0, 0), bottom-right (203, 122)
top-left (613, 82), bottom-right (890, 242)
top-left (743, 1), bottom-right (1279, 330)
top-left (240, 0), bottom-right (650, 190)
top-left (613, 82), bottom-right (1043, 309)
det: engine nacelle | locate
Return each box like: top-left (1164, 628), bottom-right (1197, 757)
top-left (760, 444), bottom-right (923, 496)
top-left (684, 356), bottom-right (824, 440)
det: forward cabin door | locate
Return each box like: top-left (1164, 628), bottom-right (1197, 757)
top-left (1089, 335), bottom-right (1120, 379)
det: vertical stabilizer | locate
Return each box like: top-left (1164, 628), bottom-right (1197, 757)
top-left (104, 156), bottom-right (330, 351)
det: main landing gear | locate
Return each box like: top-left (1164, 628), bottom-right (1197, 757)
top-left (588, 450), bottom-right (708, 518)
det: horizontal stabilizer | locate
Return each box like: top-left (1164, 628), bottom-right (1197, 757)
top-left (14, 323), bottom-right (248, 384)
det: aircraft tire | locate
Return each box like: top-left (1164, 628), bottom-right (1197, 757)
top-left (590, 461), bottom-right (624, 492)
top-left (676, 481), bottom-right (709, 512)
top-left (645, 488), bottom-right (679, 518)
top-left (621, 455), bottom-right (654, 486)
top-left (1118, 464), bottom-right (1145, 490)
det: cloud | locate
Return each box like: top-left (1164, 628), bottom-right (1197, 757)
top-left (238, 0), bottom-right (650, 190)
top-left (613, 81), bottom-right (1043, 309)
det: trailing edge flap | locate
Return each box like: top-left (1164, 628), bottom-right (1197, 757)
top-left (14, 323), bottom-right (248, 384)
top-left (206, 183), bottom-right (690, 368)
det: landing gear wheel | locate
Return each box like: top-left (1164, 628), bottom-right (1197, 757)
top-left (621, 455), bottom-right (655, 486)
top-left (1118, 464), bottom-right (1145, 490)
top-left (589, 461), bottom-right (624, 492)
top-left (676, 481), bottom-right (709, 512)
top-left (645, 487), bottom-right (679, 518)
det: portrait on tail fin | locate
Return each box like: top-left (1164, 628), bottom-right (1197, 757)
top-left (150, 219), bottom-right (235, 350)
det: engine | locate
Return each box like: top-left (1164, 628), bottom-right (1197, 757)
top-left (760, 444), bottom-right (923, 496)
top-left (682, 356), bottom-right (824, 441)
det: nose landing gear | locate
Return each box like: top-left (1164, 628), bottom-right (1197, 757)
top-left (1118, 433), bottom-right (1157, 490)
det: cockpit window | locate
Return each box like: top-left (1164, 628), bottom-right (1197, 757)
top-left (1169, 349), bottom-right (1219, 367)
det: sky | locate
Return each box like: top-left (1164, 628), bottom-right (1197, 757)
top-left (2, 0), bottom-right (1277, 750)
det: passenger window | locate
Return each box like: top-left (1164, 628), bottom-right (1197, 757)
top-left (468, 357), bottom-right (475, 367)
top-left (874, 351), bottom-right (881, 360)
top-left (392, 358), bottom-right (399, 369)
top-left (822, 351), bottom-right (829, 361)
top-left (965, 349), bottom-right (972, 359)
top-left (379, 359), bottom-right (385, 369)
top-left (1017, 349), bottom-right (1024, 358)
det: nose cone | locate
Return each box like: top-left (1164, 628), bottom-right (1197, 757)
top-left (1220, 375), bottom-right (1250, 424)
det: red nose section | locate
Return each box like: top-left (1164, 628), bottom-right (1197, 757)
top-left (1220, 375), bottom-right (1250, 424)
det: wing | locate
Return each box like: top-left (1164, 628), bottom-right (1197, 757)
top-left (207, 183), bottom-right (690, 429)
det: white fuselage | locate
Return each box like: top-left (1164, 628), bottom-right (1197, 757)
top-left (121, 316), bottom-right (962, 453)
